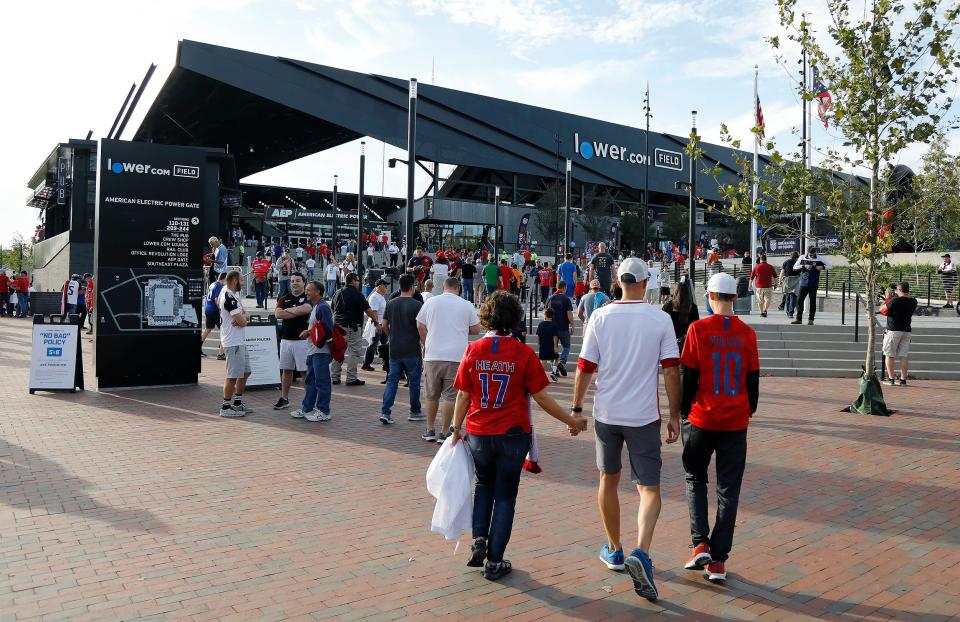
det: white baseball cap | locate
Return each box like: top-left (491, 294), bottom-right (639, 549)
top-left (707, 272), bottom-right (738, 295)
top-left (617, 257), bottom-right (649, 284)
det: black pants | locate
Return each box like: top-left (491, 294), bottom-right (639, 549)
top-left (681, 421), bottom-right (747, 563)
top-left (77, 304), bottom-right (87, 328)
top-left (467, 429), bottom-right (531, 564)
top-left (795, 285), bottom-right (817, 321)
top-left (364, 332), bottom-right (388, 367)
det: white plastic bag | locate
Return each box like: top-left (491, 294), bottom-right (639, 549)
top-left (361, 318), bottom-right (375, 347)
top-left (426, 436), bottom-right (475, 546)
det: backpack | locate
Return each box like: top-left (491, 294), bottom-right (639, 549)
top-left (594, 291), bottom-right (610, 310)
top-left (309, 304), bottom-right (347, 363)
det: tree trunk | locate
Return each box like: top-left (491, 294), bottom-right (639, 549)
top-left (864, 258), bottom-right (876, 377)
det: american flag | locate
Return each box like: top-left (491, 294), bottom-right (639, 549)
top-left (812, 65), bottom-right (833, 128)
top-left (756, 96), bottom-right (766, 140)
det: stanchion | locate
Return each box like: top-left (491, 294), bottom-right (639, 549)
top-left (927, 272), bottom-right (932, 307)
top-left (854, 294), bottom-right (860, 343)
top-left (841, 282), bottom-right (846, 325)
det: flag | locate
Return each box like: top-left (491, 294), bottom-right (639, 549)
top-left (755, 96), bottom-right (766, 140)
top-left (812, 65), bottom-right (833, 128)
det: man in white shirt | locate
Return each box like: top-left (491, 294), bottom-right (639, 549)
top-left (571, 257), bottom-right (681, 602)
top-left (361, 279), bottom-right (389, 372)
top-left (937, 253), bottom-right (956, 308)
top-left (305, 256), bottom-right (316, 281)
top-left (416, 277), bottom-right (481, 443)
top-left (644, 261), bottom-right (661, 303)
top-left (218, 270), bottom-right (252, 417)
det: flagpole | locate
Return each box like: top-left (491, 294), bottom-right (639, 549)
top-left (805, 62), bottom-right (814, 253)
top-left (751, 65), bottom-right (759, 313)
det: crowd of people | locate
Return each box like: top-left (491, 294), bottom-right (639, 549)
top-left (0, 269), bottom-right (33, 318)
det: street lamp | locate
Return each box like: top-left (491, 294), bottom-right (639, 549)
top-left (405, 78), bottom-right (418, 260)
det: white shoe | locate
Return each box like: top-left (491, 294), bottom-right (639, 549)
top-left (305, 410), bottom-right (331, 422)
top-left (231, 403), bottom-right (253, 414)
top-left (290, 409), bottom-right (307, 419)
top-left (219, 406), bottom-right (245, 418)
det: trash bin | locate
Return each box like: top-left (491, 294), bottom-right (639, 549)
top-left (734, 275), bottom-right (752, 315)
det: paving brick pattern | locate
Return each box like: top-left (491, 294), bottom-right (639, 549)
top-left (1, 318), bottom-right (958, 621)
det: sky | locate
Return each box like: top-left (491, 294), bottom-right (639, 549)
top-left (2, 0), bottom-right (953, 247)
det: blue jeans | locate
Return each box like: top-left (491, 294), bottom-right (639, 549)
top-left (785, 292), bottom-right (797, 316)
top-left (380, 356), bottom-right (422, 417)
top-left (557, 329), bottom-right (571, 365)
top-left (301, 353), bottom-right (332, 415)
top-left (254, 281), bottom-right (266, 307)
top-left (327, 279), bottom-right (337, 298)
top-left (462, 278), bottom-right (474, 302)
top-left (18, 294), bottom-right (29, 317)
top-left (277, 278), bottom-right (291, 299)
top-left (467, 430), bottom-right (532, 563)
top-left (306, 268), bottom-right (315, 281)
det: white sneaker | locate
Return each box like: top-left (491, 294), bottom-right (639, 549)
top-left (305, 410), bottom-right (331, 422)
top-left (231, 403), bottom-right (253, 414)
top-left (290, 409), bottom-right (307, 419)
top-left (219, 406), bottom-right (245, 418)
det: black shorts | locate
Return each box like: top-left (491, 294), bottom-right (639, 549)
top-left (660, 287), bottom-right (670, 296)
top-left (205, 312), bottom-right (221, 330)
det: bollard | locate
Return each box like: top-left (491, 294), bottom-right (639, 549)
top-left (854, 294), bottom-right (860, 343)
top-left (841, 282), bottom-right (846, 325)
top-left (825, 269), bottom-right (830, 298)
top-left (927, 272), bottom-right (932, 307)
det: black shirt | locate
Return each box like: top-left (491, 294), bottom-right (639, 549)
top-left (389, 289), bottom-right (424, 303)
top-left (546, 293), bottom-right (574, 330)
top-left (781, 258), bottom-right (798, 277)
top-left (407, 256), bottom-right (425, 270)
top-left (460, 263), bottom-right (477, 279)
top-left (383, 296), bottom-right (423, 359)
top-left (536, 320), bottom-right (560, 360)
top-left (589, 252), bottom-right (614, 283)
top-left (331, 286), bottom-right (370, 329)
top-left (886, 296), bottom-right (917, 332)
top-left (277, 292), bottom-right (310, 340)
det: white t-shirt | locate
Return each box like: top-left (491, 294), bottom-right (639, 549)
top-left (305, 258), bottom-right (316, 270)
top-left (416, 292), bottom-right (479, 362)
top-left (325, 264), bottom-right (339, 280)
top-left (431, 262), bottom-right (449, 279)
top-left (578, 301), bottom-right (679, 427)
top-left (940, 262), bottom-right (957, 274)
top-left (367, 291), bottom-right (386, 322)
top-left (646, 266), bottom-right (660, 287)
top-left (421, 292), bottom-right (433, 302)
top-left (295, 247), bottom-right (304, 259)
top-left (341, 262), bottom-right (355, 280)
top-left (388, 244), bottom-right (399, 254)
top-left (63, 280), bottom-right (79, 305)
top-left (218, 288), bottom-right (246, 348)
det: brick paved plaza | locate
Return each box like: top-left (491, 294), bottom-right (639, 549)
top-left (1, 318), bottom-right (958, 621)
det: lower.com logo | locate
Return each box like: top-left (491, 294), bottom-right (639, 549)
top-left (574, 132), bottom-right (648, 166)
top-left (107, 158), bottom-right (171, 176)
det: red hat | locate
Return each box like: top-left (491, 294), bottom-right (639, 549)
top-left (436, 251), bottom-right (445, 259)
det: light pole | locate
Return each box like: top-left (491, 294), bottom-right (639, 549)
top-left (643, 83), bottom-right (651, 254)
top-left (332, 175), bottom-right (338, 256)
top-left (405, 78), bottom-right (418, 261)
top-left (564, 158), bottom-right (572, 256)
top-left (357, 141), bottom-right (365, 278)
top-left (493, 186), bottom-right (500, 256)
top-left (688, 111), bottom-right (698, 287)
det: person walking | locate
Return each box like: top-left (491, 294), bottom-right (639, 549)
top-left (545, 281), bottom-right (574, 377)
top-left (576, 279), bottom-right (610, 332)
top-left (749, 254), bottom-right (777, 317)
top-left (325, 257), bottom-right (340, 299)
top-left (879, 281), bottom-right (918, 386)
top-left (217, 270), bottom-right (252, 417)
top-left (571, 257), bottom-right (681, 602)
top-left (209, 236), bottom-right (228, 283)
top-left (482, 257), bottom-right (500, 299)
top-left (431, 251), bottom-right (450, 293)
top-left (557, 254), bottom-right (578, 299)
top-left (587, 242), bottom-right (615, 294)
top-left (459, 258), bottom-right (477, 303)
top-left (450, 291), bottom-right (587, 581)
top-left (201, 272), bottom-right (227, 359)
top-left (14, 270), bottom-right (30, 318)
top-left (378, 274), bottom-right (424, 424)
top-left (388, 241), bottom-right (400, 268)
top-left (937, 253), bottom-right (956, 308)
top-left (361, 279), bottom-right (389, 372)
top-left (777, 251), bottom-right (800, 318)
top-left (331, 273), bottom-right (380, 386)
top-left (791, 249), bottom-right (830, 325)
top-left (291, 281), bottom-right (334, 422)
top-left (251, 251), bottom-right (271, 308)
top-left (537, 262), bottom-right (553, 308)
top-left (415, 277), bottom-right (481, 440)
top-left (276, 249), bottom-right (295, 299)
top-left (536, 307), bottom-right (561, 381)
top-left (273, 274), bottom-right (313, 410)
top-left (679, 272), bottom-right (760, 584)
top-left (662, 277), bottom-right (699, 350)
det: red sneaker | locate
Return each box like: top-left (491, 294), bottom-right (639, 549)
top-left (704, 561), bottom-right (726, 583)
top-left (522, 459), bottom-right (542, 474)
top-left (684, 542), bottom-right (712, 570)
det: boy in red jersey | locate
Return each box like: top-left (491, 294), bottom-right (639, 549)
top-left (679, 272), bottom-right (760, 584)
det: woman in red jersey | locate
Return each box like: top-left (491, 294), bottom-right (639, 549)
top-left (450, 291), bottom-right (588, 580)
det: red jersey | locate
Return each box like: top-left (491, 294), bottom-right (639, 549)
top-left (750, 262), bottom-right (777, 288)
top-left (538, 269), bottom-right (553, 287)
top-left (251, 259), bottom-right (271, 281)
top-left (498, 265), bottom-right (513, 290)
top-left (318, 244), bottom-right (328, 257)
top-left (680, 314), bottom-right (760, 432)
top-left (0, 274), bottom-right (8, 293)
top-left (14, 276), bottom-right (29, 292)
top-left (381, 234), bottom-right (388, 243)
top-left (86, 278), bottom-right (95, 312)
top-left (455, 334), bottom-right (550, 435)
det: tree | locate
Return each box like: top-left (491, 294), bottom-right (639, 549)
top-left (706, 0), bottom-right (960, 414)
top-left (619, 204), bottom-right (655, 250)
top-left (0, 234), bottom-right (33, 273)
top-left (905, 132), bottom-right (960, 272)
top-left (662, 202), bottom-right (689, 243)
top-left (533, 181), bottom-right (563, 253)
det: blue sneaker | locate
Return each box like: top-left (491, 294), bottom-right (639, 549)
top-left (625, 548), bottom-right (658, 601)
top-left (599, 544), bottom-right (625, 571)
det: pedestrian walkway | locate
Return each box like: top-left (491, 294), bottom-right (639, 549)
top-left (2, 319), bottom-right (958, 620)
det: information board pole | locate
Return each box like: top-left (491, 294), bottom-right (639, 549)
top-left (358, 142), bottom-right (365, 279)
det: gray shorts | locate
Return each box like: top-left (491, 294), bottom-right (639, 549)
top-left (225, 345), bottom-right (251, 379)
top-left (594, 420), bottom-right (662, 486)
